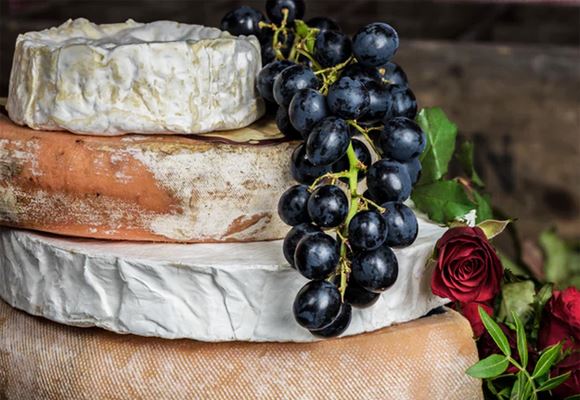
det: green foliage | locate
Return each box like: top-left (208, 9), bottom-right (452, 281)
top-left (532, 343), bottom-right (563, 379)
top-left (412, 108), bottom-right (494, 225)
top-left (411, 180), bottom-right (475, 224)
top-left (457, 140), bottom-right (485, 187)
top-left (540, 229), bottom-right (580, 289)
top-left (416, 108), bottom-right (457, 185)
top-left (513, 312), bottom-right (528, 369)
top-left (478, 220), bottom-right (511, 240)
top-left (498, 281), bottom-right (536, 326)
top-left (466, 354), bottom-right (509, 379)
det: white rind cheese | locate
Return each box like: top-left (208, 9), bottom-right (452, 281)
top-left (0, 218), bottom-right (447, 342)
top-left (6, 18), bottom-right (265, 135)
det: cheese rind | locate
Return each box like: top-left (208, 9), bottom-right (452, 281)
top-left (6, 18), bottom-right (264, 135)
top-left (0, 219), bottom-right (447, 342)
top-left (0, 115), bottom-right (294, 242)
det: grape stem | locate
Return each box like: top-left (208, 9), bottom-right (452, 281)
top-left (346, 120), bottom-right (382, 156)
top-left (272, 8), bottom-right (290, 60)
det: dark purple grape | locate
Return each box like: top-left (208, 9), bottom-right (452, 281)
top-left (307, 16), bottom-right (341, 32)
top-left (283, 223), bottom-right (321, 266)
top-left (278, 184), bottom-right (311, 226)
top-left (266, 0), bottom-right (305, 24)
top-left (379, 117), bottom-right (426, 162)
top-left (351, 245), bottom-right (398, 292)
top-left (377, 62), bottom-right (408, 86)
top-left (332, 138), bottom-right (372, 180)
top-left (221, 6), bottom-right (265, 38)
top-left (361, 79), bottom-right (391, 123)
top-left (327, 77), bottom-right (370, 120)
top-left (352, 23), bottom-right (399, 67)
top-left (344, 280), bottom-right (380, 308)
top-left (310, 303), bottom-right (352, 337)
top-left (307, 184), bottom-right (349, 228)
top-left (306, 117), bottom-right (350, 166)
top-left (293, 280), bottom-right (342, 330)
top-left (314, 30), bottom-right (352, 68)
top-left (258, 60), bottom-right (295, 102)
top-left (290, 143), bottom-right (333, 184)
top-left (294, 232), bottom-right (339, 280)
top-left (383, 84), bottom-right (417, 121)
top-left (348, 210), bottom-right (388, 251)
top-left (276, 107), bottom-right (301, 139)
top-left (340, 63), bottom-right (382, 84)
top-left (404, 157), bottom-right (422, 185)
top-left (288, 89), bottom-right (329, 136)
top-left (367, 159), bottom-right (412, 203)
top-left (261, 40), bottom-right (276, 65)
top-left (381, 202), bottom-right (419, 247)
top-left (273, 65), bottom-right (320, 107)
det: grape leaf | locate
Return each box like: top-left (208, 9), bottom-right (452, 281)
top-left (472, 190), bottom-right (494, 223)
top-left (294, 20), bottom-right (309, 37)
top-left (411, 180), bottom-right (475, 224)
top-left (416, 108), bottom-right (458, 185)
top-left (457, 140), bottom-right (484, 187)
top-left (466, 354), bottom-right (509, 379)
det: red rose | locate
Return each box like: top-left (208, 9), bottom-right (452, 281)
top-left (431, 226), bottom-right (503, 303)
top-left (551, 352), bottom-right (580, 398)
top-left (538, 287), bottom-right (580, 351)
top-left (461, 302), bottom-right (493, 337)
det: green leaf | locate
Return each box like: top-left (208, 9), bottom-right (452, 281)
top-left (466, 354), bottom-right (509, 378)
top-left (512, 312), bottom-right (528, 369)
top-left (510, 371), bottom-right (525, 400)
top-left (479, 306), bottom-right (511, 357)
top-left (472, 190), bottom-right (494, 223)
top-left (457, 140), bottom-right (485, 187)
top-left (536, 283), bottom-right (553, 310)
top-left (411, 180), bottom-right (475, 224)
top-left (416, 108), bottom-right (458, 185)
top-left (540, 229), bottom-right (580, 288)
top-left (498, 281), bottom-right (536, 326)
top-left (499, 253), bottom-right (530, 278)
top-left (478, 219), bottom-right (511, 240)
top-left (537, 372), bottom-right (571, 392)
top-left (564, 395), bottom-right (580, 400)
top-left (305, 36), bottom-right (316, 54)
top-left (533, 343), bottom-right (562, 379)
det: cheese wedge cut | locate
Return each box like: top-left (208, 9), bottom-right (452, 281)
top-left (0, 115), bottom-right (298, 242)
top-left (6, 18), bottom-right (264, 135)
top-left (0, 301), bottom-right (483, 399)
top-left (0, 218), bottom-right (447, 342)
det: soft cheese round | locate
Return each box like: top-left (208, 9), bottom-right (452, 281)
top-left (6, 18), bottom-right (264, 135)
top-left (0, 218), bottom-right (447, 342)
top-left (0, 115), bottom-right (294, 242)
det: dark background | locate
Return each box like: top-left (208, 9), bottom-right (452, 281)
top-left (1, 0), bottom-right (579, 252)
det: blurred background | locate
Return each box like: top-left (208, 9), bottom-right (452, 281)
top-left (0, 0), bottom-right (579, 279)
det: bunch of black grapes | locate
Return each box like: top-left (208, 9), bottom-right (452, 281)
top-left (221, 0), bottom-right (426, 338)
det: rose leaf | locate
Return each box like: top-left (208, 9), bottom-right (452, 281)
top-left (457, 140), bottom-right (485, 187)
top-left (512, 311), bottom-right (528, 369)
top-left (411, 180), bottom-right (475, 224)
top-left (532, 343), bottom-right (563, 379)
top-left (498, 281), bottom-right (536, 326)
top-left (479, 305), bottom-right (512, 357)
top-left (466, 354), bottom-right (509, 379)
top-left (536, 372), bottom-right (571, 392)
top-left (539, 229), bottom-right (579, 288)
top-left (472, 190), bottom-right (494, 223)
top-left (478, 219), bottom-right (511, 240)
top-left (416, 107), bottom-right (458, 185)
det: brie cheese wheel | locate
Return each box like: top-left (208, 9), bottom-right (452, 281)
top-left (0, 218), bottom-right (447, 342)
top-left (6, 18), bottom-right (264, 135)
top-left (0, 115), bottom-right (295, 242)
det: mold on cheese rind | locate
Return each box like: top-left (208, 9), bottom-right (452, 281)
top-left (6, 18), bottom-right (265, 135)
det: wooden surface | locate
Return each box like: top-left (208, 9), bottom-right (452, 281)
top-left (0, 301), bottom-right (482, 400)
